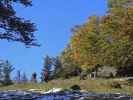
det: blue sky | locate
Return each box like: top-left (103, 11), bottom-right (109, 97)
top-left (0, 0), bottom-right (107, 80)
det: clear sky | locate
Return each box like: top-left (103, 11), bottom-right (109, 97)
top-left (0, 0), bottom-right (107, 80)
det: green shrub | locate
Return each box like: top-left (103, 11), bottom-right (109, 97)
top-left (70, 84), bottom-right (81, 90)
top-left (110, 81), bottom-right (122, 89)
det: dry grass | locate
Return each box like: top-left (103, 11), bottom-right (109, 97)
top-left (0, 77), bottom-right (133, 95)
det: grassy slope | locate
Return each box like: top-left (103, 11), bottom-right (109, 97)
top-left (0, 77), bottom-right (133, 95)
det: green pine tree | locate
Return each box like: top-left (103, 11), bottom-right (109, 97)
top-left (0, 60), bottom-right (14, 85)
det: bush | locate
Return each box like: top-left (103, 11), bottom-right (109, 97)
top-left (54, 66), bottom-right (81, 79)
top-left (127, 78), bottom-right (133, 85)
top-left (70, 85), bottom-right (81, 91)
top-left (0, 80), bottom-right (13, 86)
top-left (80, 71), bottom-right (87, 80)
top-left (117, 65), bottom-right (133, 77)
top-left (110, 82), bottom-right (122, 89)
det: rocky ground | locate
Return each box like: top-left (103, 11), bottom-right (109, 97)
top-left (41, 90), bottom-right (133, 100)
top-left (0, 78), bottom-right (133, 100)
top-left (0, 90), bottom-right (132, 100)
top-left (0, 90), bottom-right (43, 100)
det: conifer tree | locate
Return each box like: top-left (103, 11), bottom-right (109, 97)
top-left (0, 0), bottom-right (38, 46)
top-left (0, 60), bottom-right (14, 85)
top-left (21, 72), bottom-right (28, 83)
top-left (41, 55), bottom-right (52, 82)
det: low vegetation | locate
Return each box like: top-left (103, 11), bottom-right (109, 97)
top-left (0, 77), bottom-right (133, 95)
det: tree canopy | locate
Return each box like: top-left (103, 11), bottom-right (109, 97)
top-left (59, 0), bottom-right (133, 76)
top-left (0, 0), bottom-right (39, 46)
